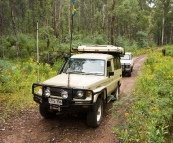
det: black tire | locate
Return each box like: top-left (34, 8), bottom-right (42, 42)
top-left (39, 105), bottom-right (56, 119)
top-left (87, 98), bottom-right (103, 128)
top-left (131, 66), bottom-right (133, 72)
top-left (128, 71), bottom-right (131, 77)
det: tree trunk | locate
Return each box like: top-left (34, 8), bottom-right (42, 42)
top-left (68, 0), bottom-right (70, 34)
top-left (102, 4), bottom-right (106, 30)
top-left (52, 2), bottom-right (56, 37)
top-left (110, 0), bottom-right (116, 45)
top-left (161, 9), bottom-right (165, 45)
top-left (10, 2), bottom-right (19, 60)
top-left (57, 0), bottom-right (62, 33)
top-left (90, 0), bottom-right (93, 35)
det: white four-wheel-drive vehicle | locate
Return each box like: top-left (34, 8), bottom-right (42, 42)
top-left (32, 45), bottom-right (124, 127)
top-left (120, 52), bottom-right (134, 77)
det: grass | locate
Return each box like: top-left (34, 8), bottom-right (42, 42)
top-left (112, 45), bottom-right (173, 142)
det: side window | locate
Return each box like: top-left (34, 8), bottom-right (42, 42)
top-left (107, 60), bottom-right (112, 76)
top-left (114, 58), bottom-right (121, 70)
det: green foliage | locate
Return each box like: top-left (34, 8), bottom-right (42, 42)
top-left (136, 31), bottom-right (149, 48)
top-left (94, 34), bottom-right (108, 45)
top-left (112, 45), bottom-right (173, 142)
top-left (114, 36), bottom-right (128, 48)
top-left (164, 45), bottom-right (173, 57)
top-left (18, 33), bottom-right (35, 59)
top-left (6, 36), bottom-right (16, 47)
top-left (114, 35), bottom-right (154, 56)
top-left (0, 59), bottom-right (58, 120)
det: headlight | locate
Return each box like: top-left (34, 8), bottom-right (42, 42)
top-left (44, 87), bottom-right (50, 97)
top-left (61, 90), bottom-right (68, 99)
top-left (76, 90), bottom-right (84, 98)
top-left (125, 65), bottom-right (130, 68)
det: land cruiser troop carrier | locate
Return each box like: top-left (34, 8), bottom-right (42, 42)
top-left (32, 45), bottom-right (124, 127)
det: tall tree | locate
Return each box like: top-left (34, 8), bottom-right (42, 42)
top-left (9, 0), bottom-right (19, 60)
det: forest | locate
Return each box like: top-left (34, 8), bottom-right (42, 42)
top-left (0, 0), bottom-right (173, 62)
top-left (0, 0), bottom-right (173, 142)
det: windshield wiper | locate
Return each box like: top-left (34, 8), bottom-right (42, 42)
top-left (87, 72), bottom-right (104, 75)
top-left (66, 71), bottom-right (86, 74)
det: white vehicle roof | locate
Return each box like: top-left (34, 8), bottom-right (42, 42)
top-left (76, 45), bottom-right (124, 56)
top-left (71, 53), bottom-right (113, 60)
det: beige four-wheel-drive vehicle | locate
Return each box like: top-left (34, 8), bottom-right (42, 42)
top-left (32, 45), bottom-right (124, 127)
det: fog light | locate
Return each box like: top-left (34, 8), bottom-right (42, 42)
top-left (45, 87), bottom-right (50, 97)
top-left (61, 90), bottom-right (68, 99)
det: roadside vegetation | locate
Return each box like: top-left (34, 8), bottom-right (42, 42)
top-left (0, 33), bottom-right (151, 121)
top-left (0, 59), bottom-right (63, 120)
top-left (113, 45), bottom-right (173, 142)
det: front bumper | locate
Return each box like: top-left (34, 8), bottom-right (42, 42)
top-left (32, 83), bottom-right (95, 111)
top-left (121, 65), bottom-right (131, 72)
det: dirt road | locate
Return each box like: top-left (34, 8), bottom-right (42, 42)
top-left (0, 54), bottom-right (147, 143)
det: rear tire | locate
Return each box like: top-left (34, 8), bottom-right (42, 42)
top-left (112, 86), bottom-right (119, 101)
top-left (39, 105), bottom-right (56, 119)
top-left (115, 86), bottom-right (119, 100)
top-left (87, 98), bottom-right (103, 128)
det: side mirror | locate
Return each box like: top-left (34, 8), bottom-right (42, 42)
top-left (64, 54), bottom-right (69, 61)
top-left (109, 71), bottom-right (114, 77)
top-left (58, 54), bottom-right (69, 75)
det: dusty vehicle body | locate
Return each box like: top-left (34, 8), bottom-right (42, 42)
top-left (120, 52), bottom-right (134, 77)
top-left (32, 45), bottom-right (124, 127)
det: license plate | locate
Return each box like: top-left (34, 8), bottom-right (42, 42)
top-left (48, 98), bottom-right (62, 105)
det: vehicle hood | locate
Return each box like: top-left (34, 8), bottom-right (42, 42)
top-left (43, 73), bottom-right (107, 89)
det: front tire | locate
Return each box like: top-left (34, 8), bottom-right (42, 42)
top-left (131, 66), bottom-right (133, 72)
top-left (39, 105), bottom-right (56, 119)
top-left (87, 98), bottom-right (103, 128)
top-left (128, 70), bottom-right (131, 77)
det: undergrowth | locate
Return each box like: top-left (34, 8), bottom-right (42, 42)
top-left (112, 45), bottom-right (173, 142)
top-left (0, 58), bottom-right (63, 121)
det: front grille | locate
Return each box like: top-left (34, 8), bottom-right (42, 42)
top-left (122, 65), bottom-right (130, 68)
top-left (49, 87), bottom-right (71, 97)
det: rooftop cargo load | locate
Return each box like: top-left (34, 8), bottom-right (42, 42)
top-left (77, 45), bottom-right (125, 57)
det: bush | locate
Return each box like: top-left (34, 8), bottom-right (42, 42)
top-left (0, 58), bottom-right (58, 120)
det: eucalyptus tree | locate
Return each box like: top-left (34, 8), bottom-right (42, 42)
top-left (149, 0), bottom-right (173, 45)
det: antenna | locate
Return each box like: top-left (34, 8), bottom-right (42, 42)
top-left (36, 21), bottom-right (40, 83)
top-left (68, 0), bottom-right (76, 88)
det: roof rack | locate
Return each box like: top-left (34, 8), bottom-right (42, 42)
top-left (76, 45), bottom-right (125, 56)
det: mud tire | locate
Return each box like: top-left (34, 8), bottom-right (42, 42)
top-left (87, 98), bottom-right (103, 128)
top-left (39, 105), bottom-right (56, 119)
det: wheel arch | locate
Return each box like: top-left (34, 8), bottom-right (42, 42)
top-left (93, 88), bottom-right (107, 103)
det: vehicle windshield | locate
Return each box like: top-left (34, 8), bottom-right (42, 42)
top-left (63, 58), bottom-right (105, 75)
top-left (121, 54), bottom-right (130, 60)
